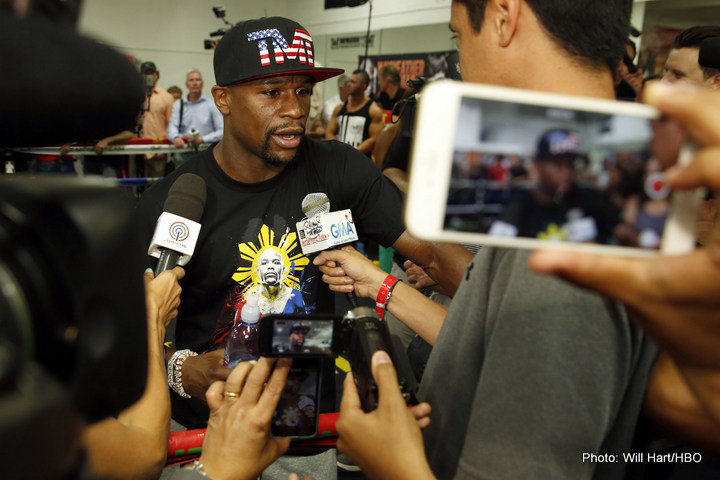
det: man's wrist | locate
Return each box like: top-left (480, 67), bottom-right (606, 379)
top-left (168, 349), bottom-right (198, 398)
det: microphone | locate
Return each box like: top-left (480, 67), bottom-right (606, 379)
top-left (699, 37), bottom-right (720, 69)
top-left (298, 193), bottom-right (360, 307)
top-left (297, 193), bottom-right (358, 255)
top-left (144, 74), bottom-right (155, 95)
top-left (148, 174), bottom-right (207, 276)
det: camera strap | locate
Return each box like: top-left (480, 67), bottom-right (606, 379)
top-left (178, 99), bottom-right (184, 134)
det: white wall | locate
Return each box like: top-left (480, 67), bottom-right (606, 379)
top-left (76, 0), bottom-right (720, 102)
top-left (77, 0), bottom-right (289, 93)
top-left (287, 0), bottom-right (451, 35)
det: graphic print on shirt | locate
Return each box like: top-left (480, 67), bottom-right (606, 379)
top-left (337, 115), bottom-right (367, 149)
top-left (211, 224), bottom-right (312, 348)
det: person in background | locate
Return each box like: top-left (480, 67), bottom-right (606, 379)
top-left (326, 69), bottom-right (384, 159)
top-left (166, 69), bottom-right (223, 168)
top-left (376, 65), bottom-right (406, 111)
top-left (168, 85), bottom-right (183, 101)
top-left (139, 61), bottom-right (175, 177)
top-left (663, 25), bottom-right (720, 88)
top-left (319, 74), bottom-right (348, 136)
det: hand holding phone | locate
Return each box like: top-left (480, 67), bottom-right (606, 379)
top-left (406, 81), bottom-right (702, 257)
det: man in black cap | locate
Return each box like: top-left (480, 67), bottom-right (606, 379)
top-left (288, 322), bottom-right (310, 352)
top-left (489, 129), bottom-right (616, 244)
top-left (136, 16), bottom-right (471, 430)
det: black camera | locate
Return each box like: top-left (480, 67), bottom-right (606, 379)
top-left (0, 176), bottom-right (147, 479)
top-left (212, 5), bottom-right (226, 18)
top-left (259, 308), bottom-right (418, 413)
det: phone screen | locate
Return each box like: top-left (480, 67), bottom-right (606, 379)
top-left (270, 318), bottom-right (335, 356)
top-left (445, 96), bottom-right (678, 250)
top-left (272, 358), bottom-right (320, 438)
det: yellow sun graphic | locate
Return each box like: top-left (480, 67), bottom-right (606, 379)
top-left (232, 224), bottom-right (309, 289)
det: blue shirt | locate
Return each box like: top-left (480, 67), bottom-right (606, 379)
top-left (167, 94), bottom-right (223, 144)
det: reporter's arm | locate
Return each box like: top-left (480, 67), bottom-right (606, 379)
top-left (392, 231), bottom-right (473, 297)
top-left (314, 247), bottom-right (447, 345)
top-left (196, 357), bottom-right (293, 480)
top-left (644, 352), bottom-right (720, 453)
top-left (336, 351), bottom-right (435, 480)
top-left (82, 267), bottom-right (185, 480)
top-left (383, 167), bottom-right (408, 193)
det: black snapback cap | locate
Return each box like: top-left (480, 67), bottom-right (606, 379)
top-left (214, 16), bottom-right (344, 86)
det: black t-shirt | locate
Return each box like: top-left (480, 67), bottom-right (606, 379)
top-left (136, 137), bottom-right (405, 426)
top-left (495, 185), bottom-right (618, 243)
top-left (378, 88), bottom-right (406, 111)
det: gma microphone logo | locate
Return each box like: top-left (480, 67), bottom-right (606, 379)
top-left (169, 221), bottom-right (190, 242)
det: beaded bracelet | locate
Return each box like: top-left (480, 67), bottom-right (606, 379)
top-left (167, 349), bottom-right (198, 399)
top-left (375, 274), bottom-right (401, 319)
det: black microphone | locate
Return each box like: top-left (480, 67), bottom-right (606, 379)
top-left (144, 74), bottom-right (155, 95)
top-left (148, 174), bottom-right (207, 276)
top-left (299, 193), bottom-right (359, 308)
top-left (699, 37), bottom-right (720, 69)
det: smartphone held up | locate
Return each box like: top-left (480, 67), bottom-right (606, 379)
top-left (406, 81), bottom-right (703, 257)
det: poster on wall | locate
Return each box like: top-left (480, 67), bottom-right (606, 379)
top-left (358, 50), bottom-right (460, 96)
top-left (638, 26), bottom-right (682, 77)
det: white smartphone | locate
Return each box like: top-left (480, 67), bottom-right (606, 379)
top-left (406, 80), bottom-right (702, 257)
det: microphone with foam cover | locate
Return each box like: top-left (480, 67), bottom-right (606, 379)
top-left (699, 37), bottom-right (720, 69)
top-left (148, 174), bottom-right (207, 276)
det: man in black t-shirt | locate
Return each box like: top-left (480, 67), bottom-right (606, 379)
top-left (377, 65), bottom-right (406, 111)
top-left (136, 16), bottom-right (472, 428)
top-left (489, 129), bottom-right (616, 244)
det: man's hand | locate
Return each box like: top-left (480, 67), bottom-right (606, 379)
top-left (336, 351), bottom-right (435, 480)
top-left (181, 349), bottom-right (231, 399)
top-left (528, 82), bottom-right (720, 369)
top-left (173, 137), bottom-right (187, 148)
top-left (94, 139), bottom-right (109, 155)
top-left (190, 135), bottom-right (204, 147)
top-left (198, 357), bottom-right (293, 480)
top-left (403, 260), bottom-right (444, 293)
top-left (313, 246), bottom-right (387, 298)
top-left (144, 267), bottom-right (184, 327)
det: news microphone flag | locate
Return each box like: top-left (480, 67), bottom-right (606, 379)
top-left (148, 173), bottom-right (207, 274)
top-left (297, 193), bottom-right (358, 255)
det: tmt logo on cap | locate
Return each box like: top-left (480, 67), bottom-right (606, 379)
top-left (213, 16), bottom-right (344, 86)
top-left (247, 28), bottom-right (314, 67)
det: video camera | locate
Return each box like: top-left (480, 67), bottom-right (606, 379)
top-left (203, 5), bottom-right (233, 50)
top-left (259, 308), bottom-right (418, 413)
top-left (0, 176), bottom-right (147, 479)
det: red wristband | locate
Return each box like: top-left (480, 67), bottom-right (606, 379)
top-left (375, 274), bottom-right (400, 319)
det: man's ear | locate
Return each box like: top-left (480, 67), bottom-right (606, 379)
top-left (212, 85), bottom-right (230, 115)
top-left (490, 0), bottom-right (520, 48)
top-left (711, 73), bottom-right (720, 90)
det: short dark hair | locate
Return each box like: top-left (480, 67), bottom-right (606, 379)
top-left (672, 26), bottom-right (720, 79)
top-left (352, 68), bottom-right (370, 87)
top-left (379, 65), bottom-right (401, 85)
top-left (452, 0), bottom-right (633, 72)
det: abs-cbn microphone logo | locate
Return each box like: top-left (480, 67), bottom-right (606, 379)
top-left (170, 222), bottom-right (190, 242)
